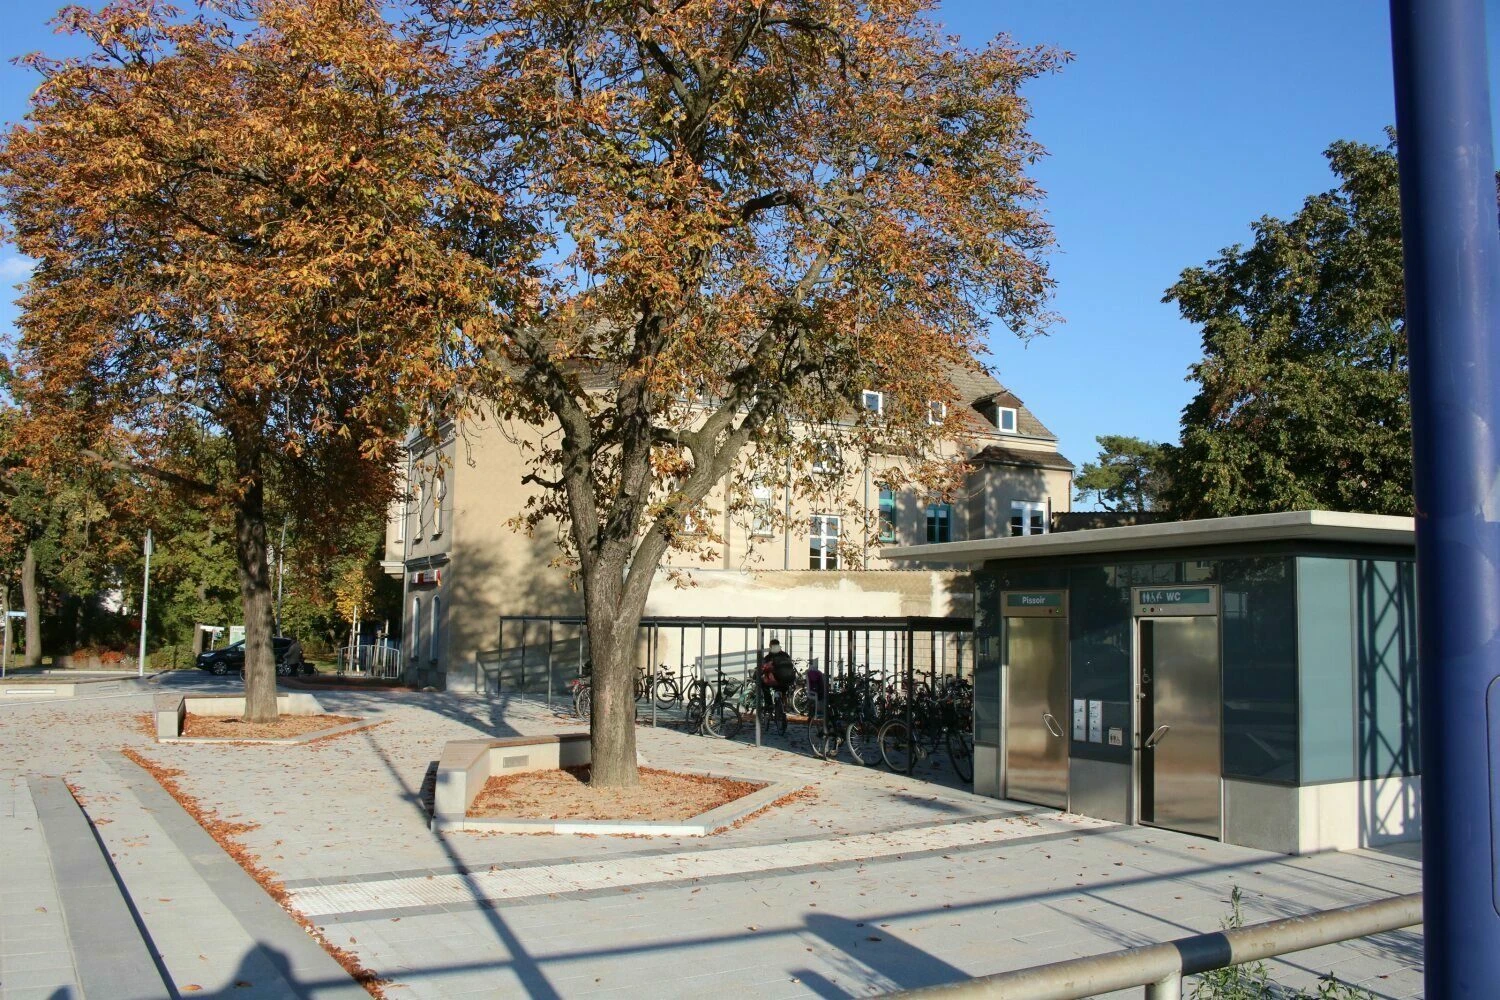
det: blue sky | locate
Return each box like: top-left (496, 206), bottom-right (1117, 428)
top-left (0, 1), bottom-right (1496, 482)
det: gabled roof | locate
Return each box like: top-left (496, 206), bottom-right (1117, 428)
top-left (944, 364), bottom-right (1057, 441)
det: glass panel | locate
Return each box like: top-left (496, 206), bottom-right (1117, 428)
top-left (1298, 558), bottom-right (1356, 783)
top-left (999, 407), bottom-right (1017, 432)
top-left (1357, 560), bottom-right (1420, 779)
top-left (926, 504), bottom-right (951, 543)
top-left (1067, 565), bottom-right (1134, 763)
top-left (1221, 557), bottom-right (1298, 783)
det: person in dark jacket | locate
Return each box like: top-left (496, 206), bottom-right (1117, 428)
top-left (758, 638), bottom-right (797, 733)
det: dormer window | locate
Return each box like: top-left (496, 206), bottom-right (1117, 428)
top-left (997, 406), bottom-right (1018, 433)
top-left (926, 401), bottom-right (947, 426)
top-left (861, 390), bottom-right (884, 416)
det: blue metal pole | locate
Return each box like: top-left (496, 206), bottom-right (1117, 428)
top-left (1389, 1), bottom-right (1500, 994)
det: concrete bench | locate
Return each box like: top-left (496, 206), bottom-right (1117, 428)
top-left (433, 732), bottom-right (617, 825)
top-left (154, 692), bottom-right (326, 739)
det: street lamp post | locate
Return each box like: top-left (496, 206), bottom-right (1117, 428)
top-left (137, 530), bottom-right (153, 678)
top-left (1389, 0), bottom-right (1500, 994)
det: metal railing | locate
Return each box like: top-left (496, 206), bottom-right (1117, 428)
top-left (885, 893), bottom-right (1421, 999)
top-left (336, 643), bottom-right (404, 680)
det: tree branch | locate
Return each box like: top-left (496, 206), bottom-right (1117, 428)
top-left (80, 449), bottom-right (215, 495)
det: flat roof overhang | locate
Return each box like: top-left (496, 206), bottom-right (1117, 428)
top-left (879, 510), bottom-right (1415, 565)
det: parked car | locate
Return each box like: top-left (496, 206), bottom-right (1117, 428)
top-left (195, 637), bottom-right (299, 676)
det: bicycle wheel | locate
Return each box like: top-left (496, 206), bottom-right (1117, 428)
top-left (574, 687), bottom-right (591, 719)
top-left (846, 720), bottom-right (880, 767)
top-left (806, 715), bottom-right (837, 759)
top-left (654, 677), bottom-right (679, 710)
top-left (683, 694), bottom-right (706, 733)
top-left (879, 719), bottom-right (913, 772)
top-left (947, 728), bottom-right (974, 783)
top-left (704, 702), bottom-right (741, 739)
top-left (790, 685), bottom-right (809, 718)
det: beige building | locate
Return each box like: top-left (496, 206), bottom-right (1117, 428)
top-left (382, 367), bottom-right (1073, 688)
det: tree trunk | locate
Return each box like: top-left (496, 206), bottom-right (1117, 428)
top-left (586, 621), bottom-right (639, 788)
top-left (234, 460), bottom-right (279, 723)
top-left (583, 572), bottom-right (640, 788)
top-left (21, 542), bottom-right (41, 667)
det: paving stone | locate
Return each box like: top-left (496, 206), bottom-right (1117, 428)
top-left (0, 671), bottom-right (1426, 999)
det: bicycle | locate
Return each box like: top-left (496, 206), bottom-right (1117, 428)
top-left (805, 696), bottom-right (842, 760)
top-left (568, 675), bottom-right (591, 719)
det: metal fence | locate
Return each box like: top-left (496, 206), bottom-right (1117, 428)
top-left (485, 614), bottom-right (974, 705)
top-left (336, 643), bottom-right (404, 680)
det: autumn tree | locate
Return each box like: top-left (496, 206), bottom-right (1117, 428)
top-left (1164, 137), bottom-right (1418, 518)
top-left (434, 1), bottom-right (1061, 785)
top-left (1074, 435), bottom-right (1173, 512)
top-left (0, 0), bottom-right (495, 717)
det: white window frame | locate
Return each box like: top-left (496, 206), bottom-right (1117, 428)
top-left (926, 400), bottom-right (947, 426)
top-left (812, 442), bottom-right (840, 474)
top-left (1010, 500), bottom-right (1047, 537)
top-left (861, 390), bottom-right (884, 416)
top-left (431, 477), bottom-right (445, 538)
top-left (997, 406), bottom-right (1019, 433)
top-left (429, 594), bottom-right (441, 661)
top-left (809, 514), bottom-right (841, 570)
top-left (410, 596), bottom-right (422, 660)
top-left (750, 485), bottom-right (775, 538)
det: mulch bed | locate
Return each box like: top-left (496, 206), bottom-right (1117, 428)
top-left (468, 766), bottom-right (764, 822)
top-left (181, 714), bottom-right (359, 739)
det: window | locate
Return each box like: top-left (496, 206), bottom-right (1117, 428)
top-left (926, 401), bottom-right (947, 426)
top-left (429, 595), bottom-right (441, 661)
top-left (1009, 500), bottom-right (1047, 536)
top-left (925, 503), bottom-right (953, 544)
top-left (809, 514), bottom-right (841, 570)
top-left (431, 477), bottom-right (446, 537)
top-left (414, 482), bottom-right (426, 536)
top-left (878, 488), bottom-right (898, 543)
top-left (861, 390), bottom-right (884, 416)
top-left (751, 485), bottom-right (775, 537)
top-left (997, 406), bottom-right (1018, 433)
top-left (812, 442), bottom-right (840, 474)
top-left (410, 596), bottom-right (422, 659)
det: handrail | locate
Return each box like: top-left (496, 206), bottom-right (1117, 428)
top-left (883, 893), bottom-right (1421, 1000)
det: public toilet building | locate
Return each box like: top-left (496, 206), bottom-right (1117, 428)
top-left (884, 511), bottom-right (1419, 856)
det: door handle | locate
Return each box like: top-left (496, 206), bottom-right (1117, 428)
top-left (1143, 724), bottom-right (1171, 749)
top-left (1042, 713), bottom-right (1064, 738)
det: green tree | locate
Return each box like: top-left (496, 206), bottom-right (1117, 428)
top-left (1164, 136), bottom-right (1414, 518)
top-left (1074, 435), bottom-right (1172, 512)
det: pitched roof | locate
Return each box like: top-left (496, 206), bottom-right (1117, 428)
top-left (944, 364), bottom-right (1058, 441)
top-left (970, 444), bottom-right (1075, 472)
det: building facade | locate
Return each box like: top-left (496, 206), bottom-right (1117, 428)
top-left (383, 368), bottom-right (1073, 689)
top-left (885, 511), bottom-right (1421, 855)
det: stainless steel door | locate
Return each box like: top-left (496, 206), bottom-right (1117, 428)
top-left (1140, 617), bottom-right (1221, 838)
top-left (1005, 617), bottom-right (1069, 808)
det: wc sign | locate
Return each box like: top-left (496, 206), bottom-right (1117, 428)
top-left (1135, 586), bottom-right (1217, 615)
top-left (1137, 588), bottom-right (1213, 606)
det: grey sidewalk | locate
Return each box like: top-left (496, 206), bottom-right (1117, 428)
top-left (0, 674), bottom-right (1426, 998)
